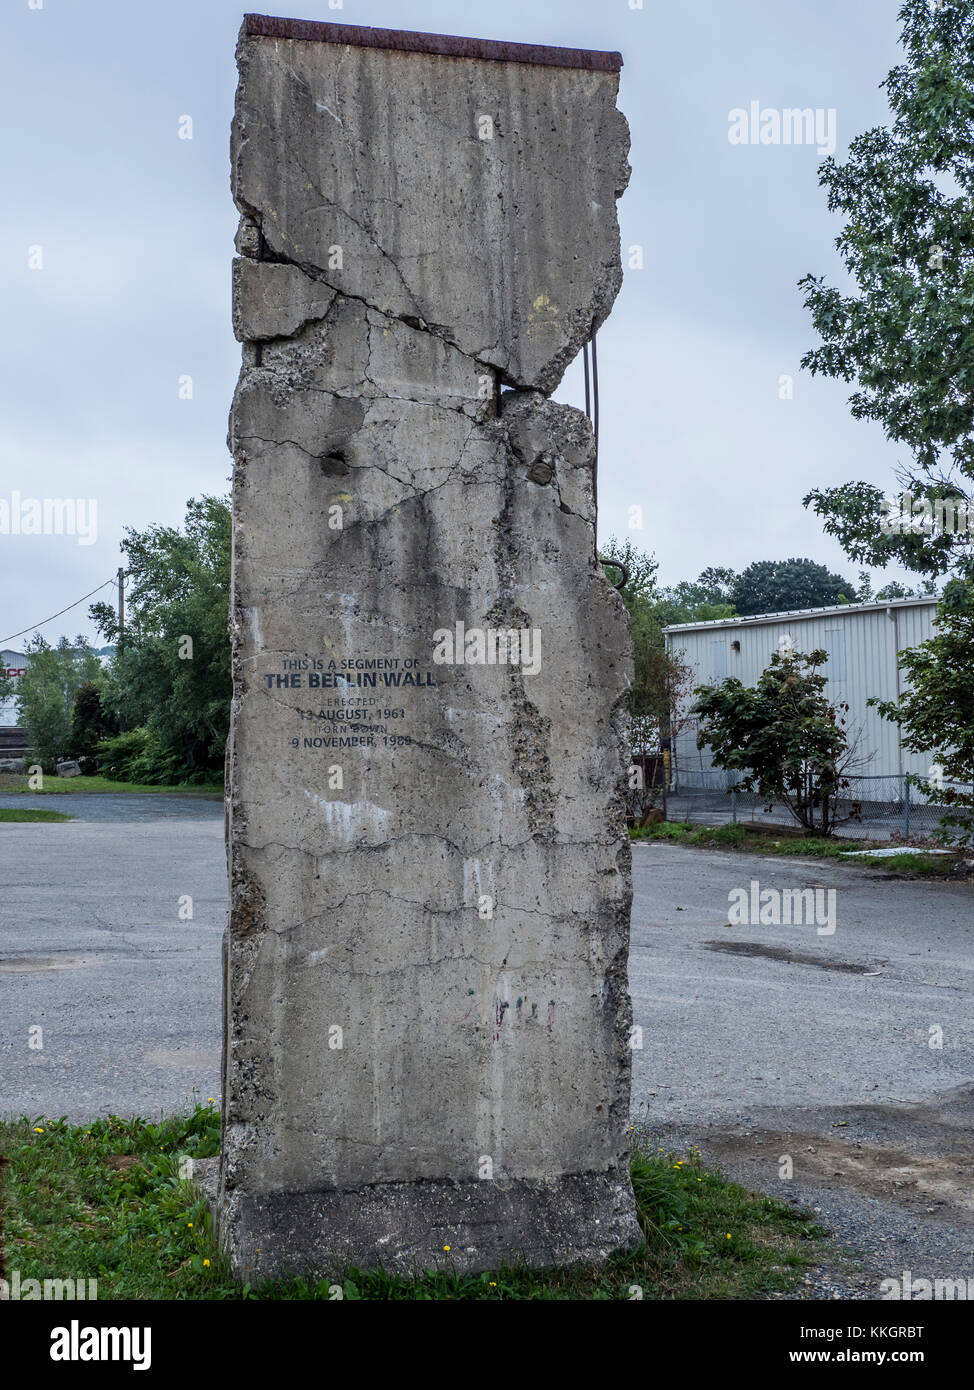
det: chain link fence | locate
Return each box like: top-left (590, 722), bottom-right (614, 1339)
top-left (648, 769), bottom-right (972, 841)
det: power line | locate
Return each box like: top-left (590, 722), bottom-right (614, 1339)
top-left (0, 576), bottom-right (119, 647)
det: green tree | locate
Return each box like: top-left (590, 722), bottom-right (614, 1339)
top-left (90, 495), bottom-right (231, 782)
top-left (600, 536), bottom-right (660, 610)
top-left (692, 648), bottom-right (851, 835)
top-left (731, 558), bottom-right (856, 615)
top-left (601, 540), bottom-right (703, 716)
top-left (16, 635), bottom-right (103, 771)
top-left (878, 578), bottom-right (939, 600)
top-left (601, 536), bottom-right (663, 726)
top-left (69, 680), bottom-right (119, 764)
top-left (666, 566), bottom-right (737, 612)
top-left (601, 543), bottom-right (734, 825)
top-left (799, 1), bottom-right (973, 821)
top-left (800, 0), bottom-right (974, 582)
top-left (601, 541), bottom-right (706, 779)
top-left (855, 571), bottom-right (938, 601)
top-left (871, 578), bottom-right (974, 843)
top-left (856, 570), bottom-right (875, 603)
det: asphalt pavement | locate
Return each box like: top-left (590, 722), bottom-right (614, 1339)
top-left (2, 797), bottom-right (972, 1295)
top-left (0, 795), bottom-right (225, 1120)
top-left (630, 838), bottom-right (974, 1294)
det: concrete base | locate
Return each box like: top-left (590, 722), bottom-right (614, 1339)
top-left (211, 1169), bottom-right (641, 1280)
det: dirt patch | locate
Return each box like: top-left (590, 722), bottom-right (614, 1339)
top-left (105, 1155), bottom-right (143, 1173)
top-left (704, 941), bottom-right (883, 974)
top-left (703, 1116), bottom-right (974, 1222)
top-left (0, 955), bottom-right (96, 973)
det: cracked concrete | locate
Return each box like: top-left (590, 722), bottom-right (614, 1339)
top-left (220, 18), bottom-right (636, 1279)
top-left (231, 21), bottom-right (630, 392)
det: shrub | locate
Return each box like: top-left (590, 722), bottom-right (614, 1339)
top-left (95, 728), bottom-right (183, 785)
top-left (69, 681), bottom-right (119, 765)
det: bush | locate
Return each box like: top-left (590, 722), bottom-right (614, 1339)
top-left (69, 681), bottom-right (119, 765)
top-left (95, 728), bottom-right (184, 785)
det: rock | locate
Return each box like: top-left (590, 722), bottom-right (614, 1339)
top-left (55, 760), bottom-right (82, 778)
top-left (0, 758), bottom-right (25, 773)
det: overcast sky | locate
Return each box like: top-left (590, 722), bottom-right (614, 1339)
top-left (1, 0), bottom-right (910, 648)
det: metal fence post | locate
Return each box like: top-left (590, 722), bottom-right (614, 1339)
top-left (903, 776), bottom-right (911, 838)
top-left (731, 788), bottom-right (737, 824)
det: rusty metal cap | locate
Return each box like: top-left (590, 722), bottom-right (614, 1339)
top-left (243, 14), bottom-right (622, 72)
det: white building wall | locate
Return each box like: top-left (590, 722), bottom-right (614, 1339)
top-left (665, 600), bottom-right (937, 784)
top-left (0, 649), bottom-right (27, 728)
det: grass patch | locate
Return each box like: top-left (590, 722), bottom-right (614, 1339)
top-left (0, 774), bottom-right (221, 797)
top-left (0, 1110), bottom-right (827, 1300)
top-left (631, 821), bottom-right (964, 877)
top-left (0, 807), bottom-right (72, 823)
top-left (631, 821), bottom-right (865, 855)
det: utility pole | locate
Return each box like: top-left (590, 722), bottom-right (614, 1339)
top-left (117, 568), bottom-right (125, 647)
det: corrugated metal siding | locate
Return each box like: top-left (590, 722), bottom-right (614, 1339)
top-left (666, 603), bottom-right (937, 780)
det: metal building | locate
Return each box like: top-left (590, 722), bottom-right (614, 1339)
top-left (0, 649), bottom-right (27, 729)
top-left (664, 597), bottom-right (938, 785)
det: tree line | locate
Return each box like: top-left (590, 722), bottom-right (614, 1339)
top-left (9, 501), bottom-right (871, 786)
top-left (7, 496), bottom-right (230, 784)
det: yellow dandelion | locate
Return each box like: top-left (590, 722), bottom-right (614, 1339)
top-left (203, 1259), bottom-right (210, 1268)
top-left (443, 1244), bottom-right (451, 1252)
top-left (33, 1127), bottom-right (44, 1133)
top-left (187, 1222), bottom-right (193, 1229)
